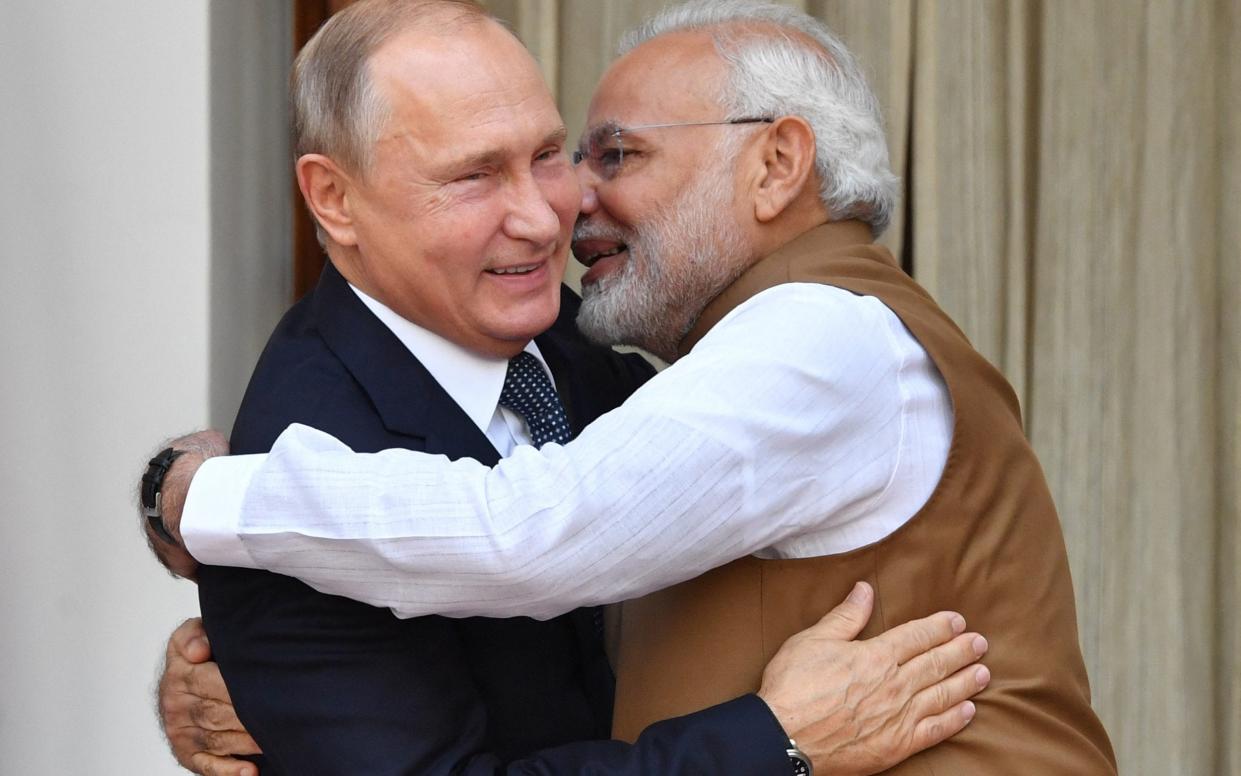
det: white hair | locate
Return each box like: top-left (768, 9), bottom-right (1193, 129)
top-left (620, 0), bottom-right (899, 236)
top-left (576, 134), bottom-right (748, 361)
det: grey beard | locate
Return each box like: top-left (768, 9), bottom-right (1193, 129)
top-left (576, 162), bottom-right (747, 362)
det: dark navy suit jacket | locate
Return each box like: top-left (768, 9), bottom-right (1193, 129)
top-left (197, 263), bottom-right (789, 775)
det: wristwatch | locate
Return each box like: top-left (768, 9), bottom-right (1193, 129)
top-left (141, 447), bottom-right (185, 546)
top-left (787, 739), bottom-right (812, 775)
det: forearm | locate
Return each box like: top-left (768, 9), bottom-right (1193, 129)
top-left (198, 564), bottom-right (498, 775)
top-left (199, 563), bottom-right (788, 776)
top-left (492, 695), bottom-right (788, 775)
top-left (189, 414), bottom-right (799, 619)
top-left (181, 287), bottom-right (910, 618)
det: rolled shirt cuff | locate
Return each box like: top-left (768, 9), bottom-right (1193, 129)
top-left (181, 454), bottom-right (267, 568)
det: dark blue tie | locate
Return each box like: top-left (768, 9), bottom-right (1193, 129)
top-left (499, 351), bottom-right (572, 448)
top-left (499, 352), bottom-right (607, 644)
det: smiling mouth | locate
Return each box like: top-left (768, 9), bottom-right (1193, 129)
top-left (572, 241), bottom-right (629, 267)
top-left (485, 263), bottom-right (542, 276)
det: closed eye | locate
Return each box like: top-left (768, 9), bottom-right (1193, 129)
top-left (598, 148), bottom-right (626, 172)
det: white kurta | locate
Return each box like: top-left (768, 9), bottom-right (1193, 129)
top-left (184, 283), bottom-right (952, 620)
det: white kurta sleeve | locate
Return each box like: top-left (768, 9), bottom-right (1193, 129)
top-left (182, 284), bottom-right (936, 619)
top-left (181, 453), bottom-right (266, 568)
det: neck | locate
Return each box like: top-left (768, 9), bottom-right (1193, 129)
top-left (749, 196), bottom-right (833, 262)
top-left (675, 219), bottom-right (876, 359)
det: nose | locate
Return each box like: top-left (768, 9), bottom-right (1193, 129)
top-left (577, 166), bottom-right (600, 216)
top-left (504, 172), bottom-right (562, 245)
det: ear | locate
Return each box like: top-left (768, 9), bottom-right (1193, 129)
top-left (296, 154), bottom-right (359, 247)
top-left (751, 116), bottom-right (818, 223)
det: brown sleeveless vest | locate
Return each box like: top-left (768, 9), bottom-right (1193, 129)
top-left (611, 221), bottom-right (1117, 774)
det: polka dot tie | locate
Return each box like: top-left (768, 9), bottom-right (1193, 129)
top-left (499, 351), bottom-right (573, 449)
top-left (501, 353), bottom-right (607, 643)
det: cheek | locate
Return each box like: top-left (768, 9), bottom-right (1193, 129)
top-left (432, 202), bottom-right (507, 259)
top-left (540, 165), bottom-right (583, 227)
top-left (592, 174), bottom-right (663, 228)
top-left (595, 187), bottom-right (642, 231)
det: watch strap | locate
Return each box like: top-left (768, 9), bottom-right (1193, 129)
top-left (142, 447), bottom-right (185, 545)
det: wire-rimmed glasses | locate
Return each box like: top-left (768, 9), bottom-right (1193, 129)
top-left (572, 117), bottom-right (774, 181)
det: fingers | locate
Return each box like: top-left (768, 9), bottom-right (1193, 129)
top-left (873, 610), bottom-right (966, 664)
top-left (166, 703), bottom-right (259, 769)
top-left (910, 659), bottom-right (990, 722)
top-left (907, 700), bottom-right (977, 756)
top-left (808, 581), bottom-right (875, 641)
top-left (162, 690), bottom-right (248, 744)
top-left (181, 661), bottom-right (235, 704)
top-left (186, 728), bottom-right (261, 757)
top-left (189, 752), bottom-right (259, 776)
top-left (160, 623), bottom-right (257, 775)
top-left (899, 631), bottom-right (988, 693)
top-left (168, 618), bottom-right (211, 663)
top-left (188, 698), bottom-right (248, 732)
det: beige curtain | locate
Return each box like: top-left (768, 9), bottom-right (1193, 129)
top-left (481, 1), bottom-right (1241, 773)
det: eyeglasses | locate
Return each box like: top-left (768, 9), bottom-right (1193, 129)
top-left (572, 117), bottom-right (774, 181)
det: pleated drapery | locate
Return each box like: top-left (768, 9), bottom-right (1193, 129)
top-left (483, 2), bottom-right (1240, 773)
top-left (314, 2), bottom-right (1241, 772)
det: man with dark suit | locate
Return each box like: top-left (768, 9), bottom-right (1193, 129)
top-left (200, 259), bottom-right (778, 773)
top-left (141, 2), bottom-right (989, 774)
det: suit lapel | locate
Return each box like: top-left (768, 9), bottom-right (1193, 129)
top-left (537, 286), bottom-right (607, 436)
top-left (312, 267), bottom-right (616, 726)
top-left (534, 330), bottom-right (583, 435)
top-left (536, 305), bottom-right (619, 719)
top-left (309, 263), bottom-right (501, 466)
top-left (307, 270), bottom-right (626, 462)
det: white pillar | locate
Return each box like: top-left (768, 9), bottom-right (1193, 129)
top-left (0, 2), bottom-right (289, 771)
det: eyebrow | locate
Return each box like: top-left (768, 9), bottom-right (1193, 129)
top-left (581, 121), bottom-right (622, 143)
top-left (447, 126), bottom-right (569, 172)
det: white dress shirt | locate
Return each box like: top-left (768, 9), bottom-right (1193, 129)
top-left (350, 285), bottom-right (552, 457)
top-left (184, 283), bottom-right (953, 620)
top-left (184, 284), bottom-right (551, 563)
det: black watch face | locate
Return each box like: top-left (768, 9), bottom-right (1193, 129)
top-left (789, 754), bottom-right (811, 776)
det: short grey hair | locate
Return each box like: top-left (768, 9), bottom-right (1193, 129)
top-left (290, 0), bottom-right (489, 176)
top-left (620, 0), bottom-right (899, 236)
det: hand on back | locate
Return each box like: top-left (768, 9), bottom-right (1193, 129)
top-left (159, 618), bottom-right (260, 776)
top-left (758, 582), bottom-right (989, 775)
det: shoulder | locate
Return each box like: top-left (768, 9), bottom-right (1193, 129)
top-left (230, 301), bottom-right (389, 455)
top-left (697, 282), bottom-right (918, 368)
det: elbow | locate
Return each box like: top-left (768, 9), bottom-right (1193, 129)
top-left (479, 541), bottom-right (577, 620)
top-left (372, 537), bottom-right (577, 621)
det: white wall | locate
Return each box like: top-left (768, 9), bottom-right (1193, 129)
top-left (210, 1), bottom-right (292, 427)
top-left (0, 2), bottom-right (289, 772)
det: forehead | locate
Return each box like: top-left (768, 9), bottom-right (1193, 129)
top-left (588, 30), bottom-right (729, 128)
top-left (369, 20), bottom-right (562, 160)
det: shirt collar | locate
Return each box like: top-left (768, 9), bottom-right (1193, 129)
top-left (678, 219), bottom-right (877, 357)
top-left (349, 285), bottom-right (553, 436)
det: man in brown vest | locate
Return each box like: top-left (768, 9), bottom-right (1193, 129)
top-left (149, 0), bottom-right (1115, 773)
top-left (569, 4), bottom-right (1116, 771)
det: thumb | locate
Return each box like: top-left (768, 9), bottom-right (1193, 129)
top-left (813, 581), bottom-right (874, 641)
top-left (184, 634), bottom-right (212, 663)
top-left (169, 617), bottom-right (213, 662)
